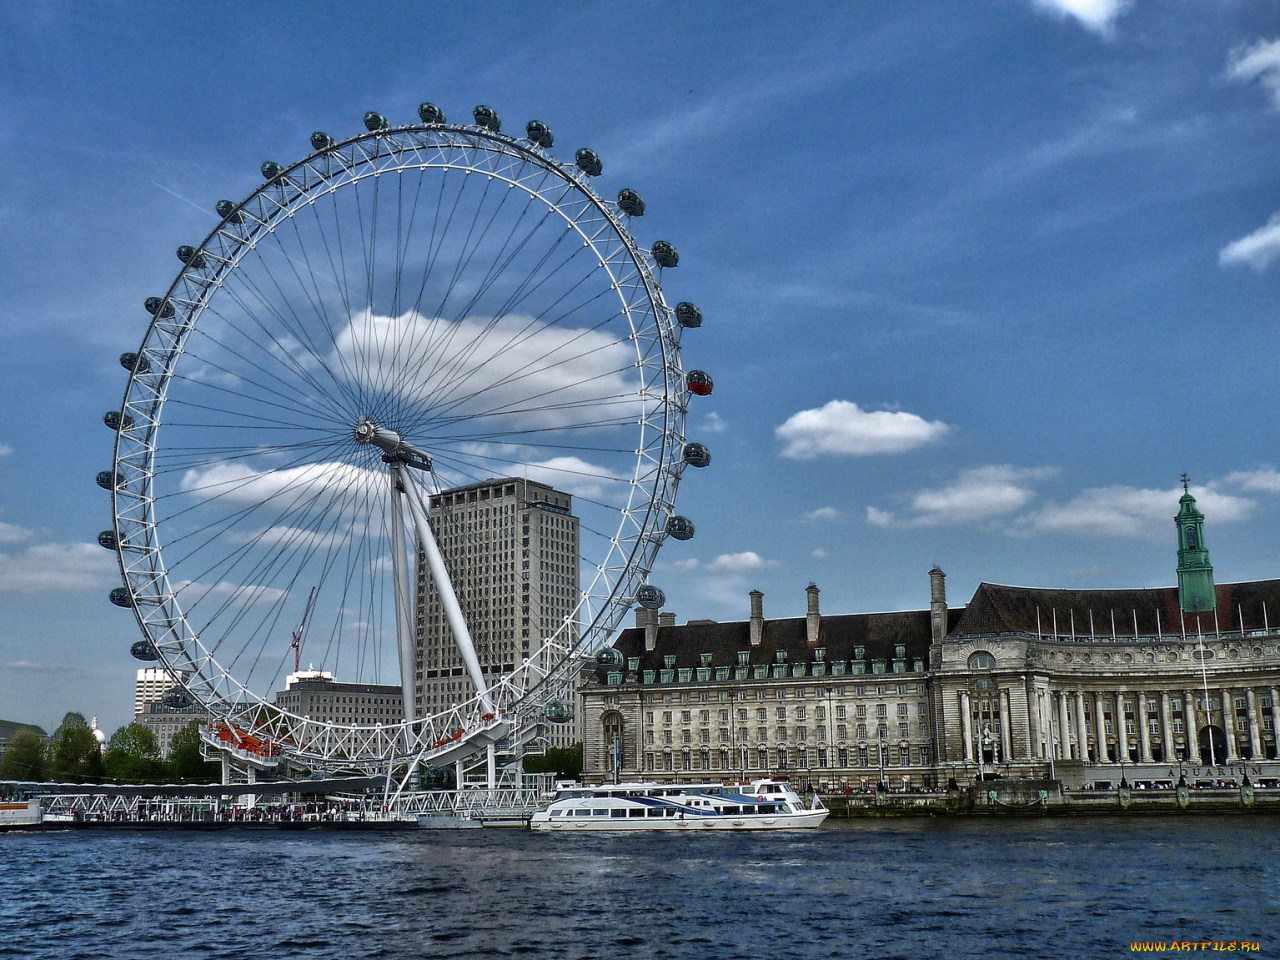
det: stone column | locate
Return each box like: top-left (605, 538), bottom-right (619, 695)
top-left (1075, 691), bottom-right (1089, 762)
top-left (1221, 688), bottom-right (1238, 762)
top-left (1160, 692), bottom-right (1175, 762)
top-left (1184, 690), bottom-right (1200, 763)
top-left (1271, 687), bottom-right (1280, 760)
top-left (1058, 691), bottom-right (1072, 759)
top-left (1246, 688), bottom-right (1263, 760)
top-left (1116, 689), bottom-right (1129, 763)
top-left (960, 691), bottom-right (974, 763)
top-left (1094, 692), bottom-right (1108, 762)
top-left (1138, 692), bottom-right (1153, 763)
top-left (999, 689), bottom-right (1013, 761)
top-left (1028, 686), bottom-right (1041, 759)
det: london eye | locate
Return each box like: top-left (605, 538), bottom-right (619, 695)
top-left (100, 103), bottom-right (711, 774)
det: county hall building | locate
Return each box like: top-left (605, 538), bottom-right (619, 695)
top-left (579, 486), bottom-right (1280, 788)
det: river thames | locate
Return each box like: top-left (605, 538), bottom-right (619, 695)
top-left (3, 816), bottom-right (1277, 959)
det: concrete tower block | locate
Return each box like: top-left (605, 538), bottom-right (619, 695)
top-left (749, 590), bottom-right (764, 647)
top-left (930, 566), bottom-right (947, 643)
top-left (806, 583), bottom-right (820, 643)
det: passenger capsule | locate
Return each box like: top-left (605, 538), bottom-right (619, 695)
top-left (363, 111), bottom-right (390, 132)
top-left (674, 302), bottom-right (702, 328)
top-left (103, 411), bottom-right (135, 432)
top-left (575, 148), bottom-right (602, 177)
top-left (418, 102), bottom-right (446, 125)
top-left (525, 120), bottom-right (553, 148)
top-left (473, 105), bottom-right (501, 131)
top-left (96, 470), bottom-right (119, 490)
top-left (617, 188), bottom-right (645, 217)
top-left (636, 583), bottom-right (666, 610)
top-left (686, 370), bottom-right (713, 397)
top-left (261, 160), bottom-right (285, 181)
top-left (176, 246), bottom-right (206, 269)
top-left (682, 443), bottom-right (711, 468)
top-left (596, 647), bottom-right (624, 668)
top-left (665, 515), bottom-right (696, 541)
top-left (144, 297), bottom-right (175, 319)
top-left (651, 241), bottom-right (679, 268)
top-left (215, 199), bottom-right (243, 224)
top-left (131, 640), bottom-right (160, 662)
top-left (310, 131), bottom-right (336, 151)
top-left (97, 530), bottom-right (118, 550)
top-left (162, 690), bottom-right (191, 709)
top-left (543, 699), bottom-right (575, 723)
top-left (119, 352), bottom-right (151, 374)
top-left (109, 587), bottom-right (133, 608)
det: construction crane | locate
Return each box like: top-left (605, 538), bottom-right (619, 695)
top-left (289, 586), bottom-right (317, 674)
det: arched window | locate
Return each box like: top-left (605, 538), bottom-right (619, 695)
top-left (601, 711), bottom-right (624, 769)
top-left (968, 651), bottom-right (996, 671)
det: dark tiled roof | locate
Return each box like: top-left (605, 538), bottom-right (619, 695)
top-left (612, 609), bottom-right (953, 672)
top-left (949, 579), bottom-right (1280, 638)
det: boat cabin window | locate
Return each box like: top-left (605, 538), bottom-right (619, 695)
top-left (629, 809), bottom-right (646, 817)
top-left (611, 809), bottom-right (626, 818)
top-left (593, 809), bottom-right (609, 816)
top-left (574, 809), bottom-right (592, 817)
top-left (648, 809), bottom-right (664, 817)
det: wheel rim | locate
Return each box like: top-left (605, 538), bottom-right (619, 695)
top-left (108, 121), bottom-right (693, 766)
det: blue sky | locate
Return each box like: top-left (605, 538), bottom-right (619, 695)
top-left (2, 0), bottom-right (1280, 734)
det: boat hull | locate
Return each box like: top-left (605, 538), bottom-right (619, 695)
top-left (0, 801), bottom-right (42, 831)
top-left (531, 809), bottom-right (828, 831)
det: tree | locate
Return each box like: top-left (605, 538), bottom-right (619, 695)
top-left (523, 743), bottom-right (583, 780)
top-left (167, 720), bottom-right (219, 783)
top-left (0, 730), bottom-right (47, 781)
top-left (49, 712), bottom-right (102, 782)
top-left (104, 723), bottom-right (166, 783)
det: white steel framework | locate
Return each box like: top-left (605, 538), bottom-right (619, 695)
top-left (105, 111), bottom-right (702, 771)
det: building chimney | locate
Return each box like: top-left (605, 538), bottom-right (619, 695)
top-left (658, 612), bottom-right (676, 628)
top-left (749, 590), bottom-right (764, 646)
top-left (929, 566), bottom-right (947, 643)
top-left (637, 606), bottom-right (659, 651)
top-left (806, 583), bottom-right (821, 643)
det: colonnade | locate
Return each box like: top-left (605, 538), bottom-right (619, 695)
top-left (956, 684), bottom-right (1279, 765)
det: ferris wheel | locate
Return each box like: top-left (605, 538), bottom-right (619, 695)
top-left (100, 103), bottom-right (711, 771)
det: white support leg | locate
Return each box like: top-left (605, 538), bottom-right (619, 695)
top-left (487, 742), bottom-right (496, 790)
top-left (388, 475), bottom-right (418, 747)
top-left (397, 465), bottom-right (494, 713)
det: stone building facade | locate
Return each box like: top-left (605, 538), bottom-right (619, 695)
top-left (581, 492), bottom-right (1280, 788)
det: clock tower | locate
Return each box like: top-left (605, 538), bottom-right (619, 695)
top-left (1175, 474), bottom-right (1216, 614)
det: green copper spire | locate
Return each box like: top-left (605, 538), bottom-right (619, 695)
top-left (1175, 474), bottom-right (1216, 613)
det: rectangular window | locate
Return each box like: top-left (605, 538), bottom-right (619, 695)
top-left (876, 704), bottom-right (887, 719)
top-left (737, 651), bottom-right (750, 666)
top-left (678, 668), bottom-right (692, 683)
top-left (715, 667), bottom-right (730, 682)
top-left (776, 726), bottom-right (788, 742)
top-left (681, 710), bottom-right (691, 723)
top-left (917, 703), bottom-right (928, 716)
top-left (776, 707), bottom-right (787, 720)
top-left (898, 723), bottom-right (909, 740)
top-left (796, 706), bottom-right (807, 720)
top-left (719, 728), bottom-right (730, 743)
top-left (897, 704), bottom-right (909, 718)
top-left (837, 724), bottom-right (847, 740)
top-left (757, 728), bottom-right (767, 742)
top-left (662, 711), bottom-right (672, 724)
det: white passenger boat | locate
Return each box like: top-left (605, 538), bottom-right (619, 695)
top-left (530, 777), bottom-right (827, 831)
top-left (0, 800), bottom-right (42, 831)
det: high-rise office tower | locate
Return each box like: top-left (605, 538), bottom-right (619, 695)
top-left (414, 478), bottom-right (580, 747)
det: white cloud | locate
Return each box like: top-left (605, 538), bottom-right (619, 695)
top-left (703, 412), bottom-right (728, 434)
top-left (0, 541), bottom-right (117, 593)
top-left (180, 459), bottom-right (386, 512)
top-left (0, 522), bottom-right (33, 544)
top-left (1220, 211), bottom-right (1280, 271)
top-left (0, 443), bottom-right (11, 456)
top-left (520, 455), bottom-right (626, 500)
top-left (1227, 37), bottom-right (1280, 110)
top-left (811, 549), bottom-right (829, 560)
top-left (1020, 484), bottom-right (1257, 538)
top-left (671, 558), bottom-right (700, 572)
top-left (1221, 467), bottom-right (1280, 493)
top-left (232, 525), bottom-right (351, 552)
top-left (776, 400), bottom-right (949, 459)
top-left (333, 310), bottom-right (639, 432)
top-left (706, 551), bottom-right (772, 572)
top-left (870, 465), bottom-right (1055, 528)
top-left (1030, 0), bottom-right (1132, 36)
top-left (802, 506), bottom-right (839, 523)
top-left (173, 580), bottom-right (289, 607)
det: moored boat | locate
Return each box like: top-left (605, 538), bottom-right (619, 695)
top-left (530, 777), bottom-right (827, 831)
top-left (0, 800), bottom-right (42, 831)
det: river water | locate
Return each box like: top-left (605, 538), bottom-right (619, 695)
top-left (3, 816), bottom-right (1277, 959)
